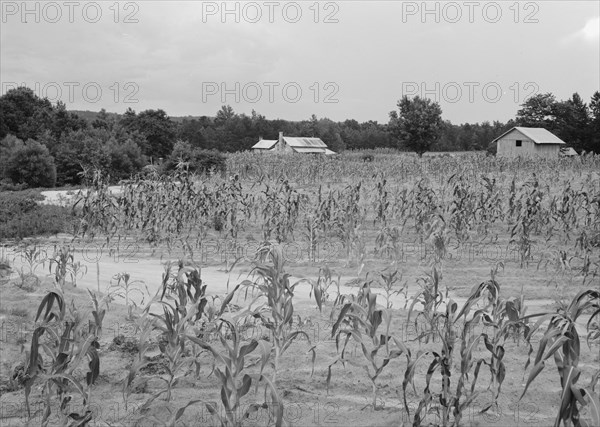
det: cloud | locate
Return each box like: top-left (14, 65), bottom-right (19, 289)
top-left (563, 16), bottom-right (600, 45)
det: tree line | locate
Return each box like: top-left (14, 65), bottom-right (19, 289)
top-left (0, 86), bottom-right (598, 188)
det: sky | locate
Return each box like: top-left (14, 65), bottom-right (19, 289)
top-left (1, 1), bottom-right (599, 124)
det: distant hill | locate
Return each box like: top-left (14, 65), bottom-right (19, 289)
top-left (71, 110), bottom-right (209, 123)
top-left (71, 110), bottom-right (121, 122)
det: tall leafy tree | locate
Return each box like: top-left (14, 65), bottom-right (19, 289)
top-left (120, 109), bottom-right (176, 158)
top-left (516, 93), bottom-right (557, 128)
top-left (589, 91), bottom-right (600, 154)
top-left (388, 96), bottom-right (443, 156)
top-left (553, 93), bottom-right (590, 152)
top-left (6, 139), bottom-right (57, 188)
top-left (0, 87), bottom-right (54, 140)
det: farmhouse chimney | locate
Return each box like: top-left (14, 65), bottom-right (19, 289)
top-left (259, 136), bottom-right (262, 141)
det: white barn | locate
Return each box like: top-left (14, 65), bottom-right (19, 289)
top-left (492, 127), bottom-right (566, 159)
top-left (252, 132), bottom-right (336, 155)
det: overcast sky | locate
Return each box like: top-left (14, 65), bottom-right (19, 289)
top-left (1, 1), bottom-right (598, 124)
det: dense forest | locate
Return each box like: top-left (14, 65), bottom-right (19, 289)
top-left (0, 86), bottom-right (598, 188)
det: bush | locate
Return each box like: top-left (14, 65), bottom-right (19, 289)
top-left (0, 178), bottom-right (27, 192)
top-left (0, 190), bottom-right (73, 239)
top-left (162, 142), bottom-right (226, 176)
top-left (194, 149), bottom-right (226, 174)
top-left (5, 140), bottom-right (56, 188)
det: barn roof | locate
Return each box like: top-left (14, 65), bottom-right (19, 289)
top-left (283, 137), bottom-right (328, 148)
top-left (251, 139), bottom-right (278, 149)
top-left (493, 127), bottom-right (566, 145)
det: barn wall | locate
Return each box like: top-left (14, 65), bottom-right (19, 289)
top-left (497, 131), bottom-right (535, 157)
top-left (533, 143), bottom-right (560, 158)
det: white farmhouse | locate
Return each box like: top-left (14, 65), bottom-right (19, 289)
top-left (252, 132), bottom-right (336, 155)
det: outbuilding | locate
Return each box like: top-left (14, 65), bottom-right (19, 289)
top-left (492, 127), bottom-right (566, 158)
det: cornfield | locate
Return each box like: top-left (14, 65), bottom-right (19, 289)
top-left (2, 151), bottom-right (600, 426)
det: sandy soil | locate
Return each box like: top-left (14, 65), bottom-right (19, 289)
top-left (1, 241), bottom-right (598, 426)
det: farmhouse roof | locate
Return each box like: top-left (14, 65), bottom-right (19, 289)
top-left (282, 137), bottom-right (328, 148)
top-left (292, 147), bottom-right (329, 154)
top-left (492, 127), bottom-right (566, 145)
top-left (251, 139), bottom-right (278, 149)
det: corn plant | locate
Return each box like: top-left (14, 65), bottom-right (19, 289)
top-left (308, 265), bottom-right (339, 312)
top-left (261, 180), bottom-right (301, 243)
top-left (328, 282), bottom-right (408, 410)
top-left (141, 261), bottom-right (209, 402)
top-left (186, 319), bottom-right (283, 427)
top-left (24, 288), bottom-right (101, 426)
top-left (14, 245), bottom-right (46, 290)
top-left (475, 176), bottom-right (504, 238)
top-left (403, 280), bottom-right (509, 426)
top-left (373, 174), bottom-right (390, 226)
top-left (374, 225), bottom-right (404, 261)
top-left (510, 174), bottom-right (546, 268)
top-left (368, 266), bottom-right (407, 309)
top-left (148, 300), bottom-right (199, 402)
top-left (107, 272), bottom-right (147, 320)
top-left (122, 318), bottom-right (152, 411)
top-left (447, 173), bottom-right (477, 244)
top-left (239, 244), bottom-right (314, 385)
top-left (410, 178), bottom-right (440, 241)
top-left (48, 245), bottom-right (76, 288)
top-left (407, 268), bottom-right (447, 344)
top-left (521, 289), bottom-right (600, 426)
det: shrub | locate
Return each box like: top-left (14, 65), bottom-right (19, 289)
top-left (5, 139), bottom-right (56, 188)
top-left (0, 190), bottom-right (72, 239)
top-left (0, 178), bottom-right (28, 192)
top-left (162, 141), bottom-right (226, 175)
top-left (194, 149), bottom-right (226, 174)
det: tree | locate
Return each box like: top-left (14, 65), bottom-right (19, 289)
top-left (120, 109), bottom-right (176, 158)
top-left (50, 101), bottom-right (88, 139)
top-left (553, 93), bottom-right (590, 152)
top-left (214, 105), bottom-right (237, 126)
top-left (0, 134), bottom-right (25, 179)
top-left (516, 93), bottom-right (557, 128)
top-left (6, 139), bottom-right (57, 188)
top-left (91, 108), bottom-right (114, 130)
top-left (53, 141), bottom-right (84, 186)
top-left (178, 118), bottom-right (208, 149)
top-left (588, 91), bottom-right (600, 154)
top-left (0, 87), bottom-right (54, 140)
top-left (324, 127), bottom-right (346, 152)
top-left (388, 96), bottom-right (443, 156)
top-left (516, 92), bottom-right (598, 153)
top-left (104, 137), bottom-right (145, 181)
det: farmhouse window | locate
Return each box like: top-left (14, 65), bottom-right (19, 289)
top-left (516, 140), bottom-right (522, 147)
